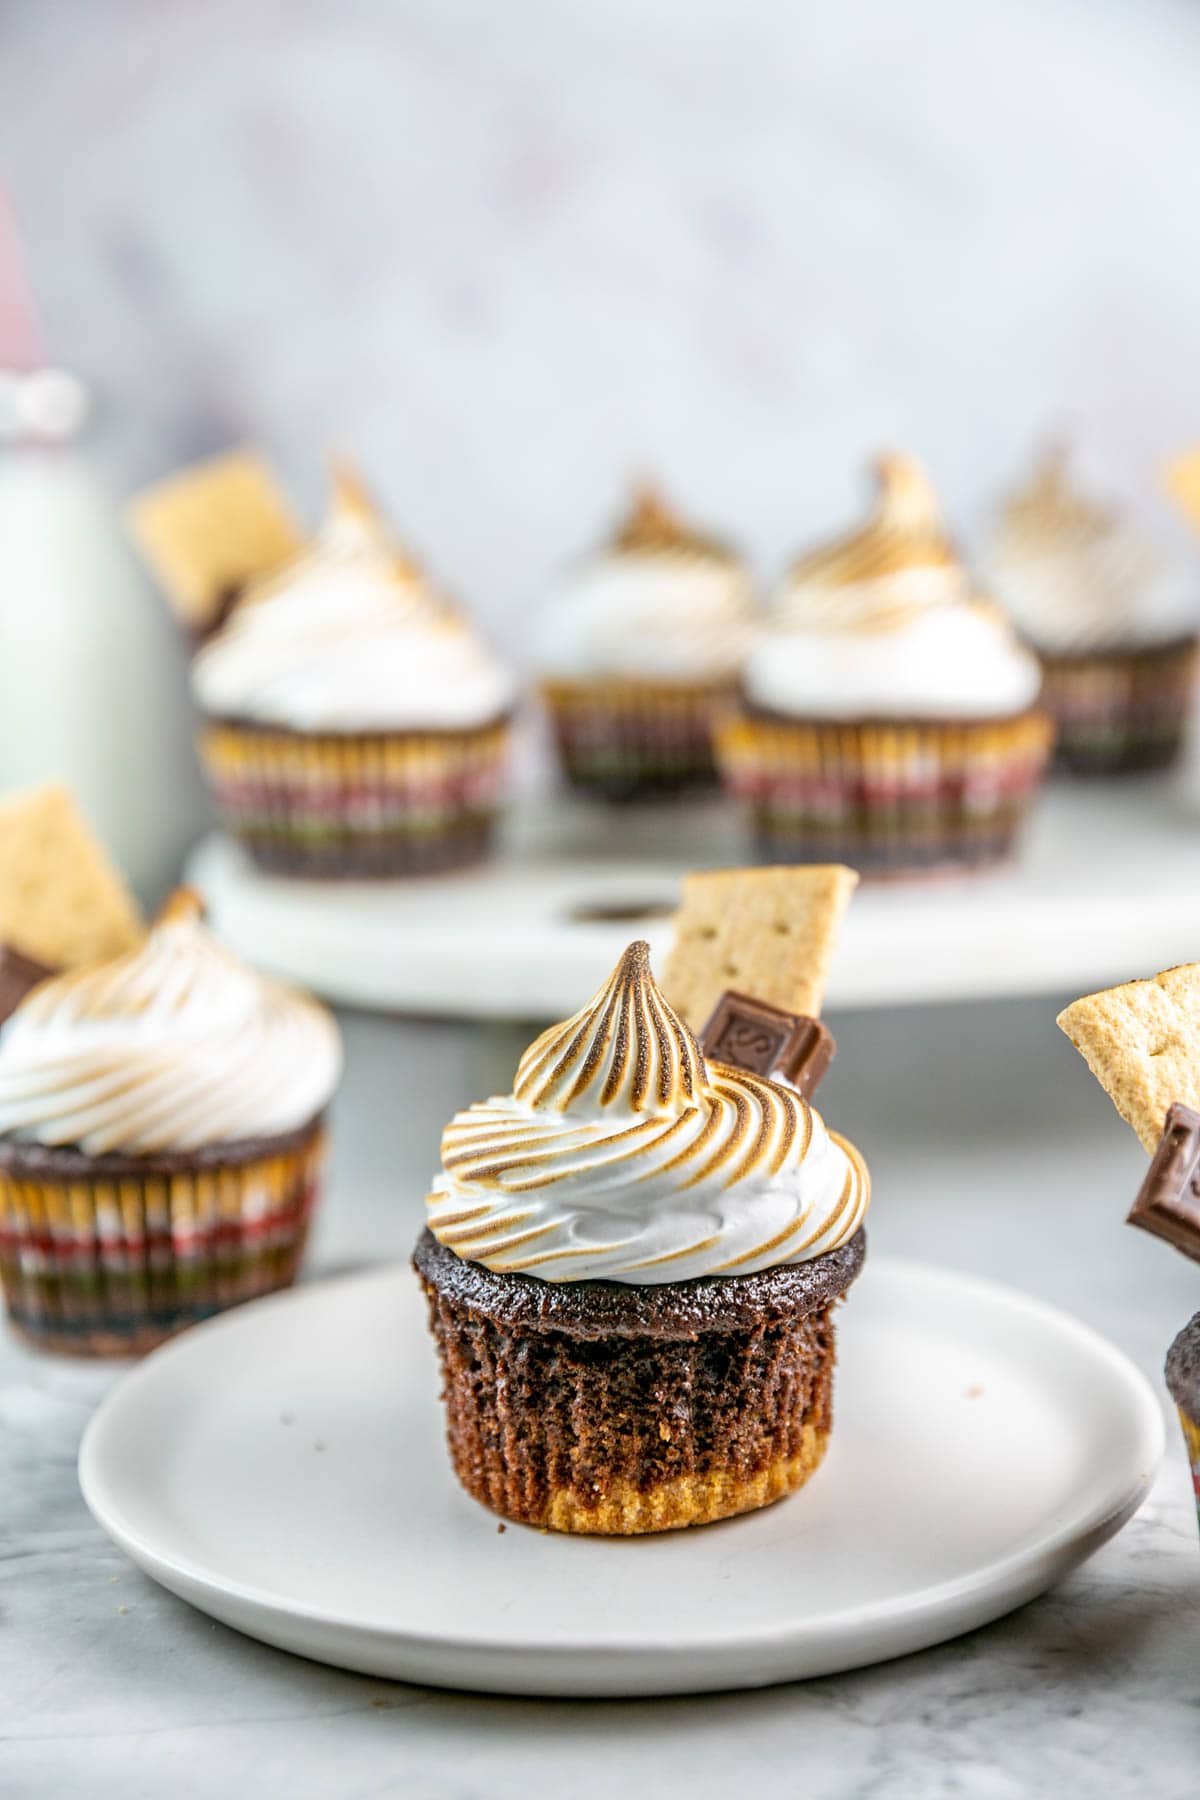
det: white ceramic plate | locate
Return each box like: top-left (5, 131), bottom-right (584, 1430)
top-left (187, 779), bottom-right (1200, 1020)
top-left (79, 1258), bottom-right (1163, 1698)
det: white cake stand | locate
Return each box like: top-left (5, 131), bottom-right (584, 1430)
top-left (186, 780), bottom-right (1200, 1020)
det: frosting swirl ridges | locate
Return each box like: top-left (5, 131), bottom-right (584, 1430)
top-left (512, 940), bottom-right (704, 1118)
top-left (426, 941), bottom-right (869, 1284)
top-left (744, 451), bottom-right (1043, 720)
top-left (534, 481), bottom-right (754, 683)
top-left (610, 483), bottom-right (734, 563)
top-left (0, 890), bottom-right (342, 1155)
top-left (192, 475), bottom-right (516, 732)
top-left (787, 454), bottom-right (956, 590)
top-left (986, 446), bottom-right (1198, 654)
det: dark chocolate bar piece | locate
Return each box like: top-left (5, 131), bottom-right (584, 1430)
top-left (0, 943), bottom-right (55, 1028)
top-left (1128, 1101), bottom-right (1200, 1265)
top-left (698, 989), bottom-right (835, 1099)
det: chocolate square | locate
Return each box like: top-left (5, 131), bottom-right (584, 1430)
top-left (0, 943), bottom-right (55, 1027)
top-left (698, 990), bottom-right (836, 1099)
top-left (1128, 1101), bottom-right (1200, 1265)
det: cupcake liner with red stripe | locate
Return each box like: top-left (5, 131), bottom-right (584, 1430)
top-left (1035, 637), bottom-right (1197, 775)
top-left (716, 706), bottom-right (1054, 877)
top-left (0, 1118), bottom-right (326, 1355)
top-left (198, 716), bottom-right (511, 876)
top-left (1177, 1407), bottom-right (1200, 1526)
top-left (541, 677), bottom-right (734, 800)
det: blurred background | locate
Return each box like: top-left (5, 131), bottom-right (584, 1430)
top-left (7, 0), bottom-right (1200, 621)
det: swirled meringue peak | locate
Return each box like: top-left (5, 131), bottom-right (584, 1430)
top-left (0, 889), bottom-right (342, 1155)
top-left (745, 453), bottom-right (1042, 720)
top-left (192, 466), bottom-right (516, 732)
top-left (533, 482), bottom-right (754, 683)
top-left (985, 446), bottom-right (1198, 654)
top-left (781, 453), bottom-right (963, 624)
top-left (425, 940), bottom-right (869, 1284)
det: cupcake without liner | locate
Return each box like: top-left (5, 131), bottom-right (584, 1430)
top-left (534, 483), bottom-right (754, 800)
top-left (985, 447), bottom-right (1199, 775)
top-left (191, 475), bottom-right (516, 877)
top-left (0, 890), bottom-right (341, 1355)
top-left (413, 940), bottom-right (869, 1535)
top-left (718, 454), bottom-right (1052, 877)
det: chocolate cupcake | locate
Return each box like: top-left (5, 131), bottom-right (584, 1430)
top-left (0, 889), bottom-right (342, 1355)
top-left (535, 483), bottom-right (754, 800)
top-left (414, 939), bottom-right (869, 1534)
top-left (717, 455), bottom-right (1052, 876)
top-left (190, 470), bottom-right (515, 877)
top-left (986, 447), bottom-right (1198, 775)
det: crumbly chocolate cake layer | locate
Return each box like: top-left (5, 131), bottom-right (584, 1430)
top-left (413, 1228), bottom-right (864, 1534)
top-left (0, 1114), bottom-right (324, 1181)
top-left (413, 1227), bottom-right (865, 1339)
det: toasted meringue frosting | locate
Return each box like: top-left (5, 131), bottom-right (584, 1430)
top-left (985, 447), bottom-right (1198, 655)
top-left (192, 475), bottom-right (516, 732)
top-left (425, 941), bottom-right (869, 1285)
top-left (534, 483), bottom-right (754, 684)
top-left (745, 454), bottom-right (1042, 720)
top-left (0, 890), bottom-right (342, 1155)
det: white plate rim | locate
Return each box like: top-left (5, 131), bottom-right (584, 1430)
top-left (78, 1258), bottom-right (1166, 1684)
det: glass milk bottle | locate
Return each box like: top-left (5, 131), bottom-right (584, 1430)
top-left (0, 369), bottom-right (204, 900)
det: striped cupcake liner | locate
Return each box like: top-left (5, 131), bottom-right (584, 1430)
top-left (1178, 1407), bottom-right (1200, 1528)
top-left (541, 678), bottom-right (736, 800)
top-left (198, 717), bottom-right (511, 876)
top-left (0, 1120), bottom-right (325, 1356)
top-left (1036, 638), bottom-right (1198, 776)
top-left (716, 707), bottom-right (1054, 876)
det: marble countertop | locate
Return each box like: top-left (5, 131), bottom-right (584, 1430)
top-left (3, 997), bottom-right (1198, 1799)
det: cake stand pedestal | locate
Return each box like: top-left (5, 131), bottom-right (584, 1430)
top-left (186, 778), bottom-right (1200, 1021)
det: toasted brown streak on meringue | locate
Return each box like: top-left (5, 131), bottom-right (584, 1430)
top-left (426, 940), bottom-right (869, 1284)
top-left (999, 443), bottom-right (1116, 545)
top-left (786, 452), bottom-right (958, 592)
top-left (513, 940), bottom-right (704, 1118)
top-left (610, 483), bottom-right (735, 563)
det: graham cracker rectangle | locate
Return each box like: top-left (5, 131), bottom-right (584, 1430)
top-left (127, 449), bottom-right (302, 631)
top-left (1058, 964), bottom-right (1200, 1153)
top-left (0, 784), bottom-right (143, 969)
top-left (662, 866), bottom-right (858, 1029)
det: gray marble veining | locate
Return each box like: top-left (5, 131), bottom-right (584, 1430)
top-left (2, 999), bottom-right (1198, 1798)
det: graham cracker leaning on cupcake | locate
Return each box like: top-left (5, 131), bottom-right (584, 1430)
top-left (0, 784), bottom-right (143, 1020)
top-left (662, 864), bottom-right (859, 1031)
top-left (126, 447), bottom-right (302, 639)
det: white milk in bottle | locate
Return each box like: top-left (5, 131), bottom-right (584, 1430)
top-left (0, 369), bottom-right (204, 899)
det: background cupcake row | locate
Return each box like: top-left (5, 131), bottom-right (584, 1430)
top-left (130, 443), bottom-right (1200, 883)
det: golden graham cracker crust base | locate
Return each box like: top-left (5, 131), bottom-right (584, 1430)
top-left (542, 1427), bottom-right (829, 1536)
top-left (414, 1228), bottom-right (861, 1536)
